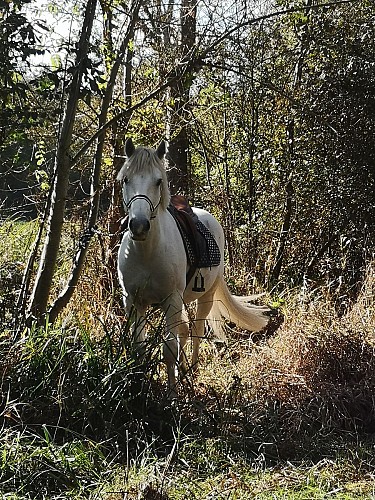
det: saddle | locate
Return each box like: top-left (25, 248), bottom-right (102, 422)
top-left (168, 195), bottom-right (221, 291)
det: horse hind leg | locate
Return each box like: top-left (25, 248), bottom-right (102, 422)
top-left (192, 294), bottom-right (214, 372)
top-left (178, 307), bottom-right (190, 376)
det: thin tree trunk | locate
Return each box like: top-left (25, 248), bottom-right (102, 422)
top-left (28, 0), bottom-right (98, 320)
top-left (167, 0), bottom-right (196, 195)
top-left (269, 0), bottom-right (312, 287)
top-left (99, 6), bottom-right (134, 302)
top-left (246, 94), bottom-right (260, 273)
top-left (270, 172), bottom-right (294, 285)
top-left (48, 1), bottom-right (140, 322)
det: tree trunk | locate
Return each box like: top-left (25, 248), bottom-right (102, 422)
top-left (167, 0), bottom-right (196, 195)
top-left (269, 0), bottom-right (312, 287)
top-left (269, 172), bottom-right (294, 286)
top-left (101, 17), bottom-right (135, 302)
top-left (48, 1), bottom-right (140, 322)
top-left (28, 0), bottom-right (97, 320)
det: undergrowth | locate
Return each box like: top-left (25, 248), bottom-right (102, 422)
top-left (1, 221), bottom-right (375, 498)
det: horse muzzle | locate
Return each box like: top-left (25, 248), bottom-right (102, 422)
top-left (129, 216), bottom-right (151, 241)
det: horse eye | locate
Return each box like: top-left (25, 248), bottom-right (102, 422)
top-left (124, 176), bottom-right (129, 184)
top-left (156, 178), bottom-right (162, 187)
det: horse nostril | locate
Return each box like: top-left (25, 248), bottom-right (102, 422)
top-left (129, 217), bottom-right (150, 236)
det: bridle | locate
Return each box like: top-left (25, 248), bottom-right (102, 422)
top-left (125, 193), bottom-right (162, 219)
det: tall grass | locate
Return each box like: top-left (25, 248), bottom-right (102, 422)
top-left (0, 428), bottom-right (110, 498)
top-left (0, 219), bottom-right (39, 327)
top-left (0, 220), bottom-right (39, 263)
top-left (1, 220), bottom-right (375, 497)
top-left (1, 315), bottom-right (174, 496)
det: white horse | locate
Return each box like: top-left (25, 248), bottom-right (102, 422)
top-left (117, 138), bottom-right (269, 394)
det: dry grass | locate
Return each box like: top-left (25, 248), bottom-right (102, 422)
top-left (67, 243), bottom-right (375, 449)
top-left (182, 264), bottom-right (375, 460)
top-left (2, 222), bottom-right (375, 497)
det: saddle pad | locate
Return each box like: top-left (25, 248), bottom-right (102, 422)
top-left (195, 219), bottom-right (221, 268)
top-left (168, 197), bottom-right (221, 269)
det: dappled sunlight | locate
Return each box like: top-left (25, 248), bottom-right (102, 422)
top-left (1, 0), bottom-right (375, 494)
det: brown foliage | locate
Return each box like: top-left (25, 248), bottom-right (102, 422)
top-left (193, 265), bottom-right (375, 442)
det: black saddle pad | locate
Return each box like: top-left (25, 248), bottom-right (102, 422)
top-left (168, 196), bottom-right (221, 268)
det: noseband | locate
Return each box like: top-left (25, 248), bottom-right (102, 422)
top-left (125, 194), bottom-right (162, 219)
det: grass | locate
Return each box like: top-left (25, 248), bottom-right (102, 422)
top-left (97, 442), bottom-right (375, 499)
top-left (1, 428), bottom-right (109, 498)
top-left (1, 220), bottom-right (375, 498)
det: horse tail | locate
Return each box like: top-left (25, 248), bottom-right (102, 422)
top-left (207, 276), bottom-right (269, 340)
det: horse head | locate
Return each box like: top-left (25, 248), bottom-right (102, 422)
top-left (118, 138), bottom-right (168, 241)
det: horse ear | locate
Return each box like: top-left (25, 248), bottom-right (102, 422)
top-left (156, 141), bottom-right (166, 159)
top-left (125, 138), bottom-right (135, 158)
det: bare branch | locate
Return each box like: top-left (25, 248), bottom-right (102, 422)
top-left (70, 0), bottom-right (355, 168)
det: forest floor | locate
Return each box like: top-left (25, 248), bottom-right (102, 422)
top-left (1, 222), bottom-right (375, 499)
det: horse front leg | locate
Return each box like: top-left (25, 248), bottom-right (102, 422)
top-left (162, 293), bottom-right (188, 396)
top-left (125, 302), bottom-right (147, 356)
